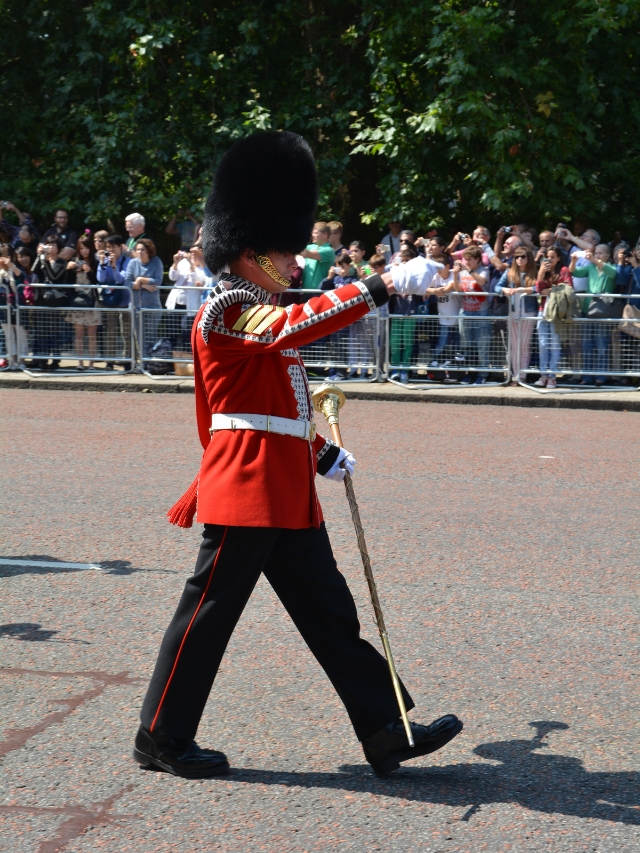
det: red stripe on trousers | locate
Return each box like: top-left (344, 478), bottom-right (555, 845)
top-left (150, 526), bottom-right (229, 733)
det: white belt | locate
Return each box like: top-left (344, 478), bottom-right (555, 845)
top-left (210, 413), bottom-right (316, 442)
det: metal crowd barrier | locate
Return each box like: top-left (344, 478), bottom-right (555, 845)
top-left (281, 289), bottom-right (381, 383)
top-left (15, 284), bottom-right (135, 375)
top-left (386, 309), bottom-right (510, 387)
top-left (138, 285), bottom-right (204, 378)
top-left (7, 281), bottom-right (640, 393)
top-left (139, 286), bottom-right (382, 382)
top-left (516, 293), bottom-right (640, 393)
top-left (0, 283), bottom-right (11, 369)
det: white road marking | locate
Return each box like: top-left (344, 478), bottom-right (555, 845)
top-left (0, 559), bottom-right (102, 571)
top-left (539, 456), bottom-right (555, 459)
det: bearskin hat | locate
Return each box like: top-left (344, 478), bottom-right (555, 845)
top-left (202, 131), bottom-right (318, 273)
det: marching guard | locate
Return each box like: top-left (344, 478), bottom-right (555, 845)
top-left (134, 131), bottom-right (462, 778)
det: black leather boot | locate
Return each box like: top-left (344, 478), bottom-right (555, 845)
top-left (362, 714), bottom-right (463, 777)
top-left (133, 726), bottom-right (229, 778)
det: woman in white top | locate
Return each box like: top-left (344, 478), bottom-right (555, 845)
top-left (166, 245), bottom-right (209, 349)
top-left (494, 247), bottom-right (538, 383)
top-left (423, 256), bottom-right (462, 367)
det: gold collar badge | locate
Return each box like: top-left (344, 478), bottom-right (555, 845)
top-left (255, 255), bottom-right (292, 288)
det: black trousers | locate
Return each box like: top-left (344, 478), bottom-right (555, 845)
top-left (140, 523), bottom-right (413, 741)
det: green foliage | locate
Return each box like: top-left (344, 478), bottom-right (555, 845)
top-left (355, 0), bottom-right (640, 232)
top-left (0, 0), bottom-right (369, 226)
top-left (1, 0), bottom-right (639, 235)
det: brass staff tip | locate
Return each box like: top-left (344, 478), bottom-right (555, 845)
top-left (311, 383), bottom-right (346, 428)
top-left (311, 383), bottom-right (346, 412)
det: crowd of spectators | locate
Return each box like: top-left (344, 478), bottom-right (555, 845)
top-left (295, 218), bottom-right (640, 387)
top-left (1, 203), bottom-right (639, 385)
top-left (0, 204), bottom-right (215, 372)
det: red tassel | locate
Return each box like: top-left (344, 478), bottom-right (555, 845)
top-left (167, 474), bottom-right (199, 528)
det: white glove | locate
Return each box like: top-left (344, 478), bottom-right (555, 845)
top-left (324, 447), bottom-right (356, 482)
top-left (391, 256), bottom-right (443, 296)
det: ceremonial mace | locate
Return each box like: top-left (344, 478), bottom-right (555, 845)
top-left (312, 383), bottom-right (414, 747)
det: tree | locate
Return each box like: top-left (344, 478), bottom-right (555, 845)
top-left (0, 0), bottom-right (370, 227)
top-left (354, 0), bottom-right (640, 234)
top-left (1, 0), bottom-right (639, 238)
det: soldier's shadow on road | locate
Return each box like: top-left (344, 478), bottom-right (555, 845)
top-left (0, 554), bottom-right (174, 576)
top-left (231, 722), bottom-right (639, 825)
top-left (0, 622), bottom-right (91, 644)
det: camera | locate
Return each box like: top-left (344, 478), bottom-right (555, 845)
top-left (502, 226), bottom-right (512, 235)
top-left (461, 233), bottom-right (469, 240)
top-left (74, 259), bottom-right (84, 269)
top-left (1, 201), bottom-right (10, 209)
top-left (557, 223), bottom-right (567, 231)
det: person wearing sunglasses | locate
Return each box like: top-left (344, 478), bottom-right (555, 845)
top-left (494, 248), bottom-right (538, 383)
top-left (535, 247), bottom-right (572, 389)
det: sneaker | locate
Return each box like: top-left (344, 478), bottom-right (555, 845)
top-left (533, 377), bottom-right (547, 387)
top-left (0, 358), bottom-right (8, 369)
top-left (441, 360), bottom-right (451, 368)
top-left (389, 371), bottom-right (400, 381)
top-left (429, 360), bottom-right (439, 368)
top-left (400, 371), bottom-right (409, 384)
top-left (460, 374), bottom-right (472, 385)
top-left (454, 353), bottom-right (465, 363)
top-left (474, 376), bottom-right (487, 385)
top-left (546, 377), bottom-right (557, 389)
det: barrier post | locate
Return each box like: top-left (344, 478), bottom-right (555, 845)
top-left (0, 283), bottom-right (11, 369)
top-left (138, 285), bottom-right (203, 378)
top-left (18, 284), bottom-right (136, 375)
top-left (517, 293), bottom-right (640, 392)
top-left (386, 308), bottom-right (510, 388)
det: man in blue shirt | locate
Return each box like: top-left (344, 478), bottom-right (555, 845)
top-left (97, 234), bottom-right (131, 368)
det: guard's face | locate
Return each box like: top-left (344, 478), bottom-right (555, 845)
top-left (270, 252), bottom-right (297, 278)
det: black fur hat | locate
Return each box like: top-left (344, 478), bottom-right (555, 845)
top-left (202, 131), bottom-right (318, 273)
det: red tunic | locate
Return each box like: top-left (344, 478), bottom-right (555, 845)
top-left (178, 274), bottom-right (384, 529)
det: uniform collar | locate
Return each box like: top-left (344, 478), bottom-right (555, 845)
top-left (219, 272), bottom-right (270, 304)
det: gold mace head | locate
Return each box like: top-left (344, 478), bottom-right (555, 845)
top-left (311, 382), bottom-right (346, 427)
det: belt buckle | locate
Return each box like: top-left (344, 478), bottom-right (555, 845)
top-left (309, 421), bottom-right (316, 442)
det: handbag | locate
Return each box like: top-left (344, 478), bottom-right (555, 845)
top-left (101, 288), bottom-right (122, 308)
top-left (587, 294), bottom-right (623, 320)
top-left (618, 303), bottom-right (640, 339)
top-left (72, 290), bottom-right (96, 308)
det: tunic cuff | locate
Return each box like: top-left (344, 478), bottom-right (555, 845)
top-left (316, 439), bottom-right (341, 475)
top-left (361, 274), bottom-right (390, 308)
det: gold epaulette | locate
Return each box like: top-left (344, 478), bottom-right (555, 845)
top-left (232, 304), bottom-right (285, 335)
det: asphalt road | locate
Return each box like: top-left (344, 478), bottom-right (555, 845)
top-left (1, 389), bottom-right (638, 853)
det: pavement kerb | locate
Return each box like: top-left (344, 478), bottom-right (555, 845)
top-left (2, 370), bottom-right (640, 411)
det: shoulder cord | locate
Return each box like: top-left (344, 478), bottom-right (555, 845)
top-left (198, 273), bottom-right (270, 343)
